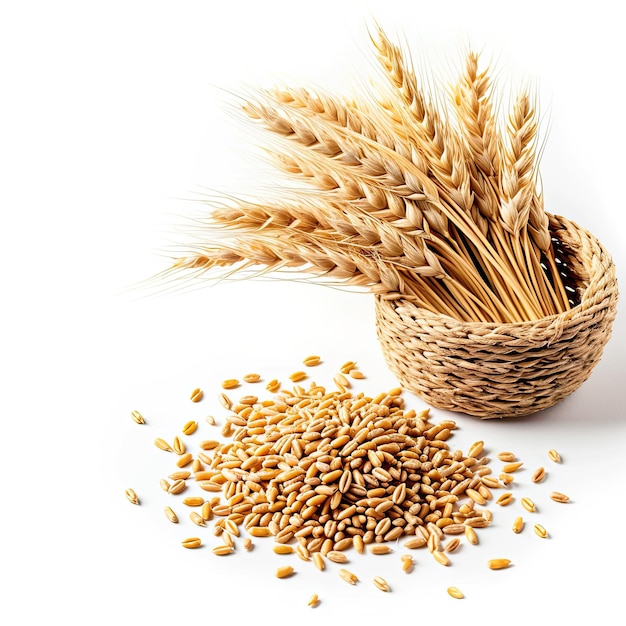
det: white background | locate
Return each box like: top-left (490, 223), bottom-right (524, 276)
top-left (1, 1), bottom-right (625, 623)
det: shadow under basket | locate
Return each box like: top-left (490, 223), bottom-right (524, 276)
top-left (375, 214), bottom-right (619, 419)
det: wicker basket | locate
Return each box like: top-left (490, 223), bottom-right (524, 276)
top-left (375, 214), bottom-right (619, 418)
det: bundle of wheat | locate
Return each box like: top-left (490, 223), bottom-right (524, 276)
top-left (154, 26), bottom-right (617, 417)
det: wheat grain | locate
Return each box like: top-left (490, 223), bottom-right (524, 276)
top-left (130, 410), bottom-right (145, 425)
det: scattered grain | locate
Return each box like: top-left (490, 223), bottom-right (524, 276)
top-left (182, 420), bottom-right (198, 436)
top-left (534, 524), bottom-right (548, 538)
top-left (550, 491), bottom-right (570, 503)
top-left (512, 516), bottom-right (524, 534)
top-left (190, 511), bottom-right (206, 527)
top-left (497, 452), bottom-right (516, 462)
top-left (531, 467), bottom-right (546, 483)
top-left (496, 492), bottom-right (514, 506)
top-left (289, 371), bottom-right (307, 383)
top-left (164, 506), bottom-right (178, 523)
top-left (172, 436), bottom-right (186, 455)
top-left (447, 586), bottom-right (464, 599)
top-left (125, 488), bottom-right (139, 505)
top-left (313, 552), bottom-right (325, 571)
top-left (276, 565), bottom-right (294, 579)
top-left (373, 576), bottom-right (390, 592)
top-left (548, 449), bottom-right (561, 463)
top-left (521, 497), bottom-right (536, 513)
top-left (183, 496), bottom-right (204, 507)
top-left (181, 537), bottom-right (202, 549)
top-left (190, 388), bottom-right (203, 403)
top-left (338, 569), bottom-right (359, 585)
top-left (308, 594), bottom-right (320, 608)
top-left (154, 438), bottom-right (173, 452)
top-left (131, 410), bottom-right (145, 425)
top-left (243, 373), bottom-right (261, 383)
top-left (502, 461), bottom-right (524, 473)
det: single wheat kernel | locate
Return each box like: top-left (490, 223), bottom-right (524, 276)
top-left (249, 527), bottom-right (272, 537)
top-left (289, 371), bottom-right (307, 383)
top-left (550, 491), bottom-right (570, 503)
top-left (160, 479), bottom-right (171, 492)
top-left (164, 506), bottom-right (178, 523)
top-left (243, 538), bottom-right (253, 551)
top-left (531, 467), bottom-right (546, 483)
top-left (369, 544), bottom-right (392, 555)
top-left (182, 420), bottom-right (198, 436)
top-left (487, 558), bottom-right (511, 570)
top-left (499, 473), bottom-right (515, 485)
top-left (334, 373), bottom-right (350, 389)
top-left (373, 576), bottom-right (390, 592)
top-left (154, 438), bottom-right (173, 452)
top-left (205, 415), bottom-right (216, 426)
top-left (169, 471), bottom-right (190, 480)
top-left (353, 535), bottom-right (365, 554)
top-left (502, 461), bottom-right (524, 473)
top-left (308, 594), bottom-right (320, 608)
top-left (221, 379), bottom-right (239, 390)
top-left (468, 440), bottom-right (484, 458)
top-left (130, 410), bottom-right (145, 424)
top-left (465, 526), bottom-right (478, 545)
top-left (181, 537), bottom-right (201, 549)
top-left (340, 361), bottom-right (357, 374)
top-left (190, 388), bottom-right (203, 402)
top-left (327, 550), bottom-right (349, 563)
top-left (349, 369), bottom-right (365, 379)
top-left (276, 565), bottom-right (294, 579)
top-left (125, 488), bottom-right (139, 505)
top-left (243, 373), bottom-right (261, 383)
top-left (497, 451), bottom-right (516, 462)
top-left (168, 479), bottom-right (187, 495)
top-left (521, 497), bottom-right (536, 513)
top-left (338, 569), bottom-right (359, 585)
top-left (548, 449), bottom-right (561, 463)
top-left (512, 517), bottom-right (524, 533)
top-left (403, 537), bottom-right (427, 549)
top-left (225, 520), bottom-right (240, 536)
top-left (182, 496), bottom-right (204, 507)
top-left (303, 355), bottom-right (321, 367)
top-left (433, 550), bottom-right (450, 566)
top-left (273, 545), bottom-right (295, 555)
top-left (265, 379), bottom-right (281, 393)
top-left (172, 436), bottom-right (186, 455)
top-left (212, 545), bottom-right (234, 556)
top-left (447, 587), bottom-right (464, 599)
top-left (534, 524), bottom-right (548, 538)
top-left (401, 555), bottom-right (414, 572)
top-left (466, 488), bottom-right (486, 505)
top-left (496, 492), bottom-right (514, 506)
top-left (444, 538), bottom-right (461, 553)
top-left (176, 453), bottom-right (193, 468)
top-left (190, 512), bottom-right (206, 527)
top-left (313, 552), bottom-right (325, 571)
top-left (200, 502), bottom-right (212, 521)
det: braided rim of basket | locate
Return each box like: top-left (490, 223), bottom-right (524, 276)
top-left (375, 214), bottom-right (619, 418)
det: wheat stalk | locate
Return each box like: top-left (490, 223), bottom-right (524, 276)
top-left (156, 27), bottom-right (572, 323)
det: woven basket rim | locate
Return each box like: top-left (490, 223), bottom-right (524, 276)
top-left (376, 213), bottom-right (616, 331)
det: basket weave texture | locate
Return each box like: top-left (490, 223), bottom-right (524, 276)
top-left (375, 214), bottom-right (619, 418)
